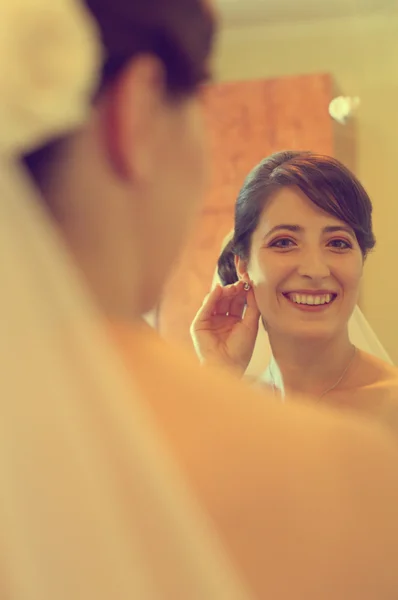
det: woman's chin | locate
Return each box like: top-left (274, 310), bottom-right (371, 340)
top-left (279, 323), bottom-right (340, 342)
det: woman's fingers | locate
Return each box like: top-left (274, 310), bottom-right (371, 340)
top-left (228, 282), bottom-right (247, 318)
top-left (242, 287), bottom-right (261, 327)
top-left (194, 281), bottom-right (259, 328)
top-left (194, 284), bottom-right (223, 323)
top-left (214, 281), bottom-right (247, 315)
top-left (214, 284), bottom-right (237, 315)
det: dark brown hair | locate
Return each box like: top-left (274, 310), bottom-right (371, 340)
top-left (87, 0), bottom-right (215, 96)
top-left (24, 0), bottom-right (215, 180)
top-left (218, 150), bottom-right (376, 285)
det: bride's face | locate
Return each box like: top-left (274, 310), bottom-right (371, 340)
top-left (244, 186), bottom-right (364, 341)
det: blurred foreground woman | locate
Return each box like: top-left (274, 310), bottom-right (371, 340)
top-left (1, 0), bottom-right (398, 599)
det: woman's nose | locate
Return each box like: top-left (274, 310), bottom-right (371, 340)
top-left (296, 249), bottom-right (330, 280)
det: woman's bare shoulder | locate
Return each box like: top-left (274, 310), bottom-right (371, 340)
top-left (112, 323), bottom-right (398, 598)
top-left (356, 350), bottom-right (398, 385)
top-left (114, 321), bottom-right (398, 470)
top-left (341, 351), bottom-right (398, 437)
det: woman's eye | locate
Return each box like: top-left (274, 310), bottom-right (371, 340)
top-left (328, 239), bottom-right (352, 250)
top-left (269, 238), bottom-right (296, 249)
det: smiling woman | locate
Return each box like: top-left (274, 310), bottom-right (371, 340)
top-left (191, 151), bottom-right (398, 432)
top-left (258, 218), bottom-right (358, 312)
top-left (245, 182), bottom-right (365, 343)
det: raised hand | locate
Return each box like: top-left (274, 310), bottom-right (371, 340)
top-left (190, 280), bottom-right (260, 377)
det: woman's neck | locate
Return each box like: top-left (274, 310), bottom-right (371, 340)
top-left (268, 330), bottom-right (355, 398)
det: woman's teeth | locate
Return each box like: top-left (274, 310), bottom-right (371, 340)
top-left (286, 293), bottom-right (334, 306)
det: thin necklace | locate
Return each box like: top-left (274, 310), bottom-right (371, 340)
top-left (269, 346), bottom-right (357, 400)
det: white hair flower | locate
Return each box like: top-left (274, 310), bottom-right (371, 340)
top-left (0, 0), bottom-right (102, 155)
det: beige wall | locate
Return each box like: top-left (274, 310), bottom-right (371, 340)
top-left (214, 10), bottom-right (398, 363)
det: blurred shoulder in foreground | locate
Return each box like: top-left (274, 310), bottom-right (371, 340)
top-left (111, 320), bottom-right (398, 600)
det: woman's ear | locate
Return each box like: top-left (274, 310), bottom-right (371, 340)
top-left (103, 55), bottom-right (167, 182)
top-left (235, 255), bottom-right (249, 282)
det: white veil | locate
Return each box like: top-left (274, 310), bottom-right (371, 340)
top-left (0, 2), bottom-right (250, 599)
top-left (213, 232), bottom-right (393, 379)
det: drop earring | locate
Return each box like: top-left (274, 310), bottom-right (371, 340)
top-left (243, 282), bottom-right (251, 291)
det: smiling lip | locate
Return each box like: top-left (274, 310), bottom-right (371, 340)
top-left (282, 290), bottom-right (338, 311)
